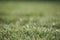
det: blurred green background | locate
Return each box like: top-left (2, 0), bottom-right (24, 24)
top-left (0, 1), bottom-right (60, 40)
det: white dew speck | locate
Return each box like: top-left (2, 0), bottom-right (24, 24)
top-left (16, 21), bottom-right (20, 27)
top-left (25, 24), bottom-right (29, 28)
top-left (56, 30), bottom-right (60, 32)
top-left (52, 36), bottom-right (55, 39)
top-left (19, 18), bottom-right (24, 22)
top-left (33, 26), bottom-right (36, 29)
top-left (52, 22), bottom-right (56, 25)
top-left (29, 17), bottom-right (33, 22)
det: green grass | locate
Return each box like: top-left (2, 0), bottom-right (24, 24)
top-left (0, 1), bottom-right (60, 40)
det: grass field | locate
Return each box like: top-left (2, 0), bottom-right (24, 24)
top-left (0, 1), bottom-right (60, 40)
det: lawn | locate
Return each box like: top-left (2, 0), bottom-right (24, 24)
top-left (0, 1), bottom-right (60, 40)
